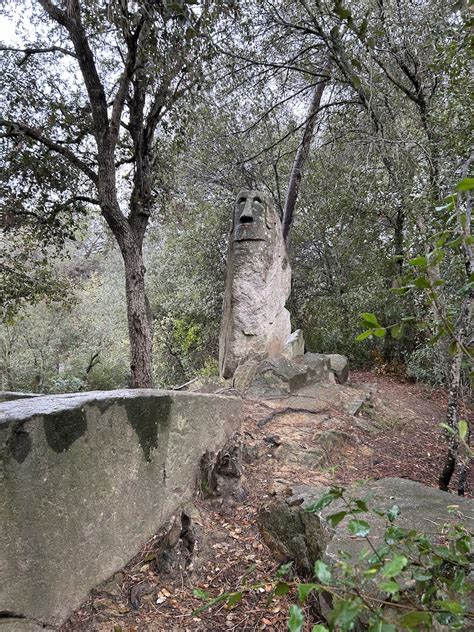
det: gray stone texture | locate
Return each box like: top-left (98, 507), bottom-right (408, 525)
top-left (0, 389), bottom-right (241, 627)
top-left (219, 190), bottom-right (291, 378)
top-left (282, 329), bottom-right (305, 360)
top-left (246, 353), bottom-right (342, 399)
top-left (0, 391), bottom-right (40, 402)
top-left (325, 353), bottom-right (349, 384)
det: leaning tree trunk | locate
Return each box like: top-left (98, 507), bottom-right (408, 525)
top-left (121, 243), bottom-right (154, 389)
top-left (282, 75), bottom-right (329, 243)
top-left (438, 293), bottom-right (472, 493)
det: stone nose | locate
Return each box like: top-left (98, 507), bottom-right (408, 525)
top-left (240, 200), bottom-right (254, 224)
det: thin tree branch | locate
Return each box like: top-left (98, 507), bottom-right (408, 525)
top-left (0, 118), bottom-right (98, 184)
top-left (0, 45), bottom-right (77, 66)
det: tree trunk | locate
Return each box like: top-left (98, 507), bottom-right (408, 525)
top-left (438, 294), bottom-right (472, 492)
top-left (121, 244), bottom-right (154, 389)
top-left (282, 77), bottom-right (328, 243)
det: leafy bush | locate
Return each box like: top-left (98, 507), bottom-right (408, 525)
top-left (406, 346), bottom-right (449, 386)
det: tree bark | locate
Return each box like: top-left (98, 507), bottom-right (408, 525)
top-left (282, 77), bottom-right (328, 243)
top-left (121, 243), bottom-right (154, 389)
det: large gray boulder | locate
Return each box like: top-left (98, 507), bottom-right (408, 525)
top-left (219, 190), bottom-right (291, 378)
top-left (245, 354), bottom-right (336, 398)
top-left (0, 389), bottom-right (241, 628)
top-left (298, 352), bottom-right (349, 384)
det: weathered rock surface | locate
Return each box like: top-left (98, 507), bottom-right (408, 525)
top-left (219, 190), bottom-right (291, 378)
top-left (325, 353), bottom-right (349, 384)
top-left (282, 329), bottom-right (305, 360)
top-left (0, 389), bottom-right (241, 627)
top-left (180, 375), bottom-right (229, 394)
top-left (0, 621), bottom-right (52, 632)
top-left (244, 352), bottom-right (350, 399)
top-left (246, 356), bottom-right (311, 398)
top-left (259, 478), bottom-right (474, 626)
top-left (273, 430), bottom-right (356, 470)
top-left (0, 391), bottom-right (40, 402)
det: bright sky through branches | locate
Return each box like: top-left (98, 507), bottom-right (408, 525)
top-left (0, 15), bottom-right (15, 43)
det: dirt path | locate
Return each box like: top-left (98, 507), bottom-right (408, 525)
top-left (62, 372), bottom-right (471, 632)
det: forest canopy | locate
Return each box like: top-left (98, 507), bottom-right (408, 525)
top-left (0, 0), bottom-right (472, 398)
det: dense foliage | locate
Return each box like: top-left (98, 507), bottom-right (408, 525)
top-left (1, 0), bottom-right (471, 394)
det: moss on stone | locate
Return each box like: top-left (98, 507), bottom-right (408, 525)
top-left (43, 409), bottom-right (87, 453)
top-left (124, 396), bottom-right (172, 462)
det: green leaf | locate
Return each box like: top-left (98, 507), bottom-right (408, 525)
top-left (335, 5), bottom-right (352, 20)
top-left (274, 582), bottom-right (291, 597)
top-left (361, 312), bottom-right (379, 326)
top-left (356, 329), bottom-right (374, 341)
top-left (413, 276), bottom-right (430, 289)
top-left (314, 560), bottom-right (332, 584)
top-left (330, 598), bottom-right (362, 629)
top-left (327, 510), bottom-right (348, 527)
top-left (226, 592), bottom-right (242, 606)
top-left (305, 488), bottom-right (344, 513)
top-left (288, 604), bottom-right (304, 632)
top-left (387, 504), bottom-right (401, 522)
top-left (459, 419), bottom-right (468, 440)
top-left (399, 611), bottom-right (432, 628)
top-left (372, 327), bottom-right (386, 337)
top-left (390, 324), bottom-right (402, 339)
top-left (311, 626), bottom-right (329, 632)
top-left (385, 525), bottom-right (407, 545)
top-left (354, 499), bottom-right (368, 512)
top-left (435, 232), bottom-right (449, 247)
top-left (379, 579), bottom-right (400, 595)
top-left (276, 562), bottom-right (294, 577)
top-left (381, 555), bottom-right (408, 578)
top-left (348, 519), bottom-right (371, 537)
top-left (193, 588), bottom-right (209, 600)
top-left (433, 600), bottom-right (465, 615)
top-left (409, 256), bottom-right (427, 267)
top-left (368, 622), bottom-right (396, 632)
top-left (413, 569), bottom-right (432, 581)
top-left (297, 582), bottom-right (319, 602)
top-left (457, 177), bottom-right (474, 191)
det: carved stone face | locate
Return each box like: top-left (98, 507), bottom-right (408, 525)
top-left (233, 190), bottom-right (270, 241)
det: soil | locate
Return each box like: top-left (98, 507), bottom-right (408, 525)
top-left (61, 372), bottom-right (472, 632)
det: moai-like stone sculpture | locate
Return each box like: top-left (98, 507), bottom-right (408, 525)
top-left (219, 190), bottom-right (291, 378)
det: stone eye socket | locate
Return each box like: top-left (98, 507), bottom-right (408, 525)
top-left (237, 197), bottom-right (246, 205)
top-left (253, 196), bottom-right (263, 205)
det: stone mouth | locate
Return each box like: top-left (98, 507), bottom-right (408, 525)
top-left (234, 237), bottom-right (267, 243)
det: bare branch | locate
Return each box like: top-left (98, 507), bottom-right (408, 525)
top-left (110, 18), bottom-right (145, 147)
top-left (0, 118), bottom-right (98, 184)
top-left (0, 45), bottom-right (77, 66)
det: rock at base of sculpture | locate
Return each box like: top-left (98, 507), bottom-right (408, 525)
top-left (232, 352), bottom-right (349, 397)
top-left (282, 329), bottom-right (305, 360)
top-left (219, 190), bottom-right (291, 378)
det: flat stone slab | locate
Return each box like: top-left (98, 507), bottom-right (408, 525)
top-left (0, 389), bottom-right (241, 627)
top-left (0, 391), bottom-right (41, 402)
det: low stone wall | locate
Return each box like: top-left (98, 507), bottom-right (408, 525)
top-left (0, 389), bottom-right (241, 628)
